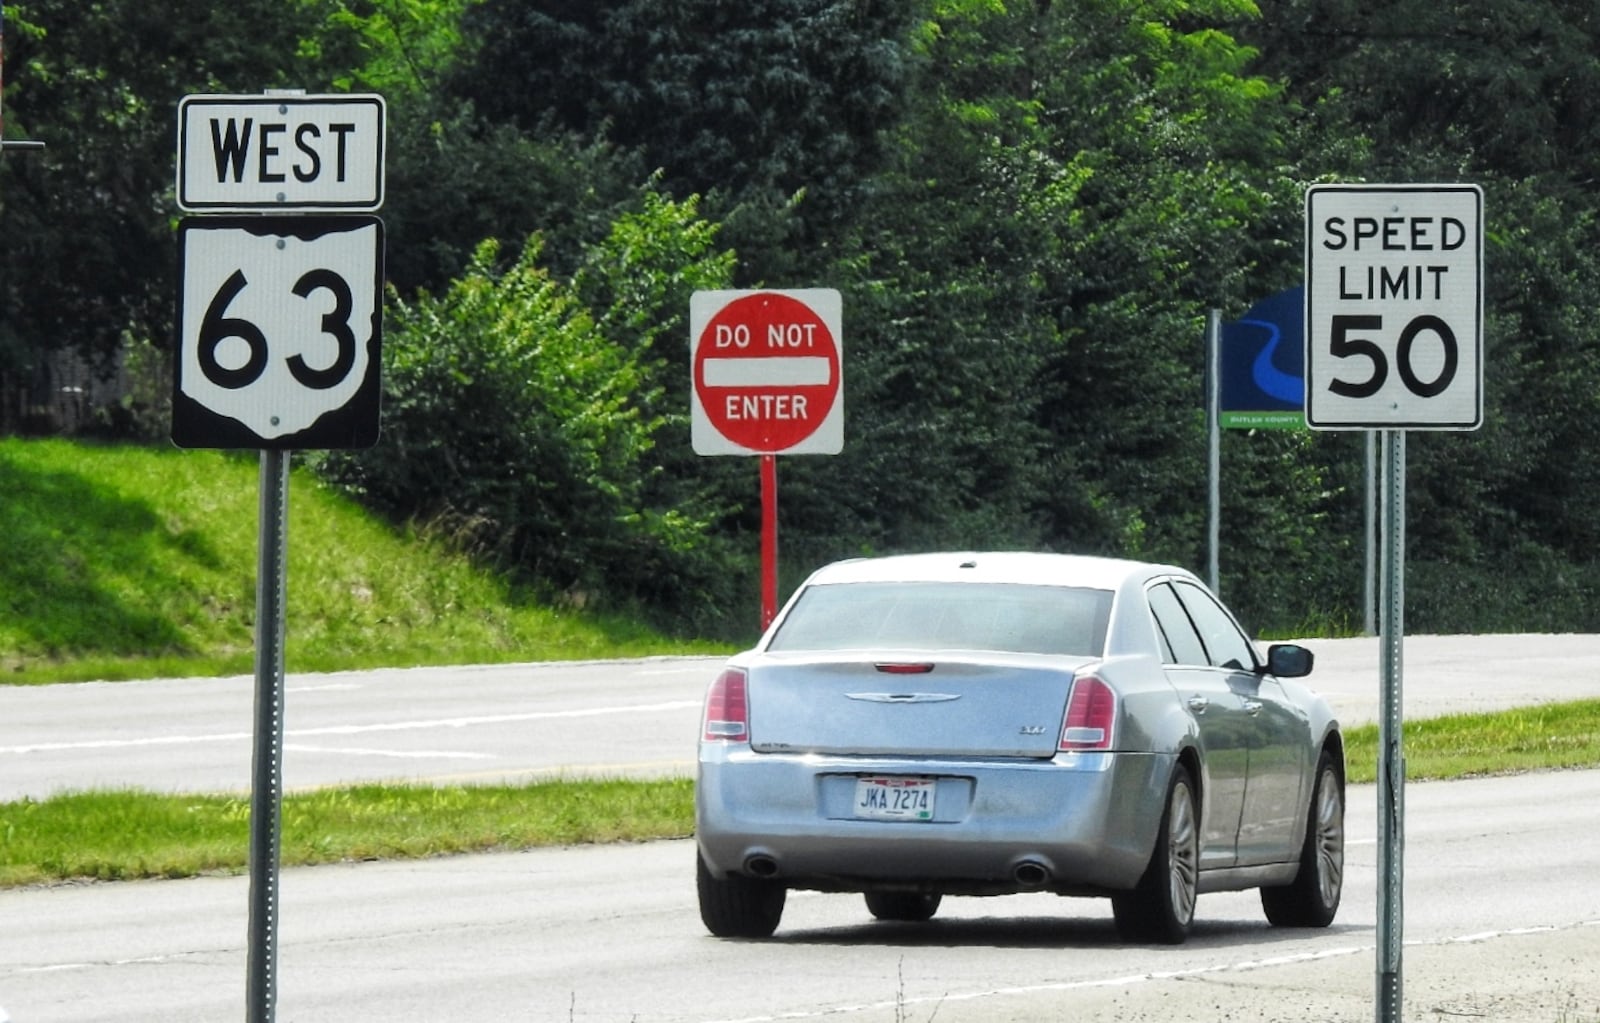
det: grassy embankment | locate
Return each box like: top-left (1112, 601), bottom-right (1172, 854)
top-left (3, 438), bottom-right (1598, 888)
top-left (0, 437), bottom-right (731, 685)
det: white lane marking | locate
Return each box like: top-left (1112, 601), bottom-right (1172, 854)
top-left (694, 920), bottom-right (1600, 1023)
top-left (419, 759), bottom-right (694, 785)
top-left (18, 951), bottom-right (213, 974)
top-left (0, 700), bottom-right (700, 755)
top-left (283, 744), bottom-right (495, 761)
top-left (19, 919), bottom-right (1598, 982)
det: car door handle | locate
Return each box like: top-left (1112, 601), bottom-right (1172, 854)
top-left (1187, 696), bottom-right (1209, 714)
top-left (1242, 699), bottom-right (1263, 716)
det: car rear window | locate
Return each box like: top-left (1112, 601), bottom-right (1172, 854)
top-left (766, 582), bottom-right (1113, 656)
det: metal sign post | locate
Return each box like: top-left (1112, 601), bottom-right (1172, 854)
top-left (1205, 309), bottom-right (1220, 594)
top-left (174, 88), bottom-right (385, 1023)
top-left (247, 450), bottom-right (290, 1023)
top-left (1305, 183), bottom-right (1483, 1023)
top-left (1376, 429), bottom-right (1406, 1019)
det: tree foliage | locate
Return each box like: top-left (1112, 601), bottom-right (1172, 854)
top-left (452, 0), bottom-right (916, 206)
top-left (0, 0), bottom-right (358, 368)
top-left (310, 191), bottom-right (742, 618)
top-left (7, 0), bottom-right (1600, 636)
top-left (1237, 0), bottom-right (1600, 630)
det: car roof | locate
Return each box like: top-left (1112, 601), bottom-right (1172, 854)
top-left (798, 551), bottom-right (1193, 591)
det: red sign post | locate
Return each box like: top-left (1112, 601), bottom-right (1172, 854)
top-left (690, 289), bottom-right (843, 629)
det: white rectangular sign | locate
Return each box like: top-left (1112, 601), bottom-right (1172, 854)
top-left (690, 289), bottom-right (844, 456)
top-left (1304, 184), bottom-right (1483, 430)
top-left (178, 94), bottom-right (385, 211)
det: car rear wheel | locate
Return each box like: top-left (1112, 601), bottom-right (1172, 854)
top-left (697, 853), bottom-right (786, 937)
top-left (1112, 763), bottom-right (1199, 944)
top-left (1261, 749), bottom-right (1345, 928)
top-left (864, 892), bottom-right (942, 922)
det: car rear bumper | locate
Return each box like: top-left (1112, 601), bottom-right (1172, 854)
top-left (695, 748), bottom-right (1175, 895)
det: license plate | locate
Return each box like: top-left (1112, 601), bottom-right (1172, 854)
top-left (853, 776), bottom-right (936, 821)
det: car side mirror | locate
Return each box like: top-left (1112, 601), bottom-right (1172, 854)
top-left (1266, 643), bottom-right (1314, 678)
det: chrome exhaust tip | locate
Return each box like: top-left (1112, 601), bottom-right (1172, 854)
top-left (1012, 860), bottom-right (1051, 888)
top-left (744, 854), bottom-right (780, 879)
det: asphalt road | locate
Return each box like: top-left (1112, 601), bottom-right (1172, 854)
top-left (2, 770), bottom-right (1598, 1022)
top-left (0, 656), bottom-right (722, 802)
top-left (5, 633), bottom-right (1600, 802)
top-left (3, 634), bottom-right (1599, 1022)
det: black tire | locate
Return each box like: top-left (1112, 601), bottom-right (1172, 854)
top-left (864, 891), bottom-right (942, 922)
top-left (1261, 749), bottom-right (1345, 928)
top-left (696, 853), bottom-right (786, 938)
top-left (1112, 764), bottom-right (1200, 945)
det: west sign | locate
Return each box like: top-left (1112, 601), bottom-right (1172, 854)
top-left (178, 93), bottom-right (385, 211)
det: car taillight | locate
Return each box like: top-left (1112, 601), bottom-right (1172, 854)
top-left (1060, 674), bottom-right (1116, 751)
top-left (874, 662), bottom-right (935, 674)
top-left (703, 668), bottom-right (749, 742)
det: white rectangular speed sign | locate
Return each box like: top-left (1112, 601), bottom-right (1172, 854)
top-left (1304, 184), bottom-right (1483, 431)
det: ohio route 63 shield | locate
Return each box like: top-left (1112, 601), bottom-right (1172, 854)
top-left (173, 215), bottom-right (383, 450)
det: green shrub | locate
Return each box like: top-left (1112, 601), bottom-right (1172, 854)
top-left (313, 192), bottom-right (753, 631)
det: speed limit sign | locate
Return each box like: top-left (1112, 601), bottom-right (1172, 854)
top-left (1304, 184), bottom-right (1483, 431)
top-left (173, 215), bottom-right (383, 449)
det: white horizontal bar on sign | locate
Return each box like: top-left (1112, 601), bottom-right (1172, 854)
top-left (703, 356), bottom-right (832, 388)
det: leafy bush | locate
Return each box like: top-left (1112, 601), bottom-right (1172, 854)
top-left (313, 192), bottom-right (750, 626)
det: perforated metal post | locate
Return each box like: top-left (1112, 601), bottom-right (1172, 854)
top-left (1376, 429), bottom-right (1406, 1022)
top-left (247, 449), bottom-right (289, 1023)
top-left (1365, 433), bottom-right (1377, 636)
top-left (1206, 309), bottom-right (1221, 595)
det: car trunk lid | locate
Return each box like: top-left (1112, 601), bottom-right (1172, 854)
top-left (744, 652), bottom-right (1094, 758)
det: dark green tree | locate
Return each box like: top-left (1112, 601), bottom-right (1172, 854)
top-left (1240, 0), bottom-right (1600, 631)
top-left (452, 0), bottom-right (915, 205)
top-left (0, 0), bottom-right (367, 430)
top-left (779, 0), bottom-right (1328, 614)
top-left (447, 0), bottom-right (919, 289)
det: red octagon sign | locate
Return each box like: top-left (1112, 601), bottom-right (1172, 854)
top-left (691, 289), bottom-right (843, 455)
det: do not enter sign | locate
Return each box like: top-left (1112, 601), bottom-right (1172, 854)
top-left (691, 289), bottom-right (843, 455)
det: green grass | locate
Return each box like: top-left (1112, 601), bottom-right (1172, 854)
top-left (1344, 699), bottom-right (1600, 783)
top-left (0, 437), bottom-right (734, 684)
top-left (0, 780), bottom-right (694, 888)
top-left (4, 701), bottom-right (1598, 888)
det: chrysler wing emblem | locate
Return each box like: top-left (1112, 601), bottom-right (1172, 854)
top-left (845, 692), bottom-right (962, 704)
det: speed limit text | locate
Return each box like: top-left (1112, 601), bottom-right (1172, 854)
top-left (1318, 215), bottom-right (1469, 302)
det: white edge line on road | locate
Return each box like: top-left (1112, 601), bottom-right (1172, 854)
top-left (17, 918), bottom-right (1600, 985)
top-left (0, 700), bottom-right (701, 755)
top-left (282, 744), bottom-right (497, 761)
top-left (694, 920), bottom-right (1600, 1023)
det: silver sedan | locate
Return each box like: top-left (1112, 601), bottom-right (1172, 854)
top-left (694, 551), bottom-right (1345, 943)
